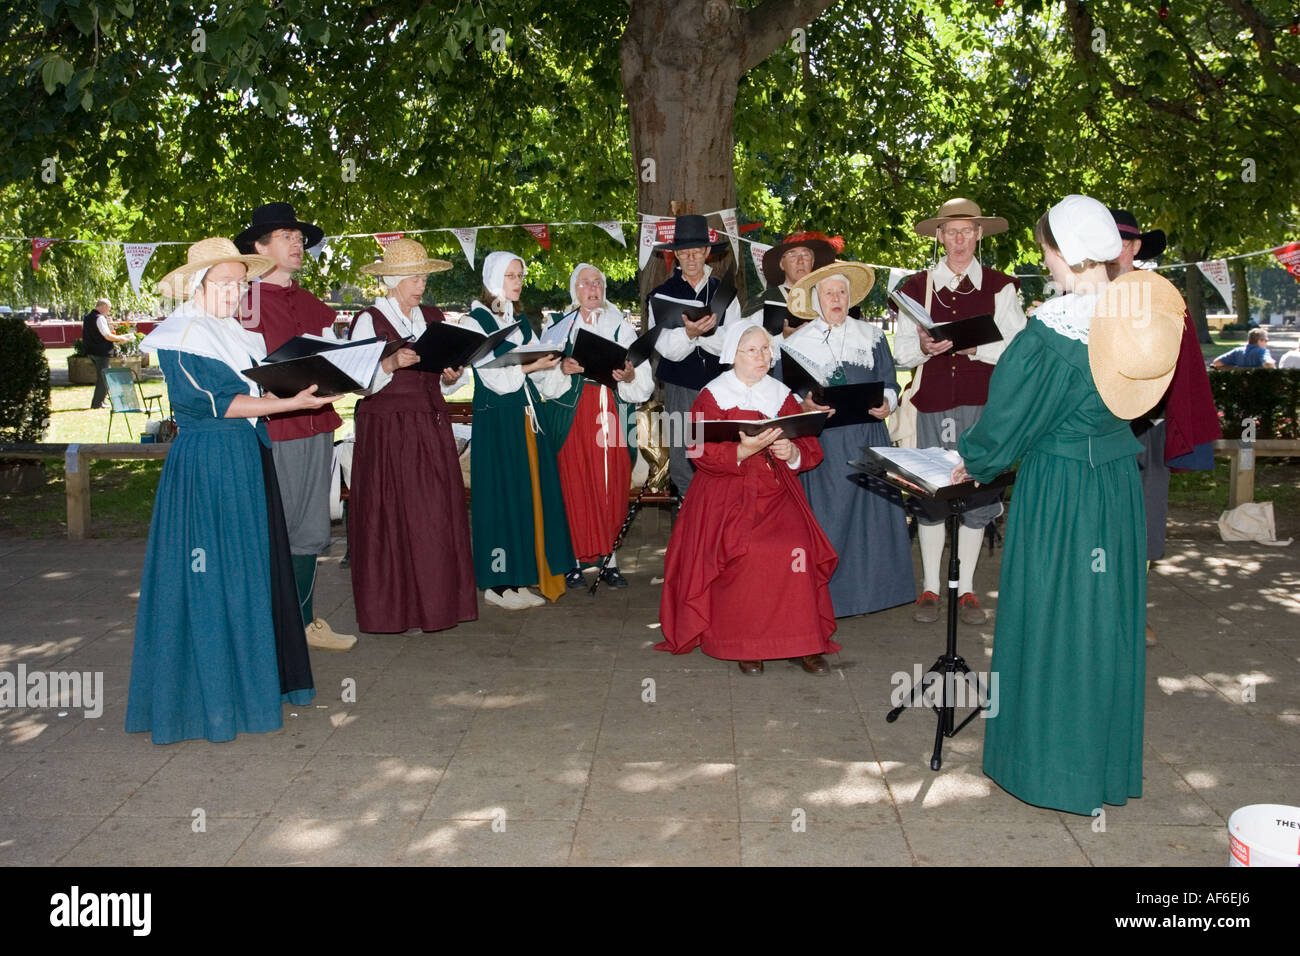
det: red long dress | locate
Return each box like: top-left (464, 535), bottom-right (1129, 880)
top-left (348, 306), bottom-right (478, 633)
top-left (557, 382), bottom-right (630, 563)
top-left (656, 390), bottom-right (840, 661)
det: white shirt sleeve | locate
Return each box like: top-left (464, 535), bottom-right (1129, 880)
top-left (441, 366), bottom-right (470, 395)
top-left (351, 312), bottom-right (395, 395)
top-left (891, 309), bottom-right (926, 370)
top-left (96, 314), bottom-right (116, 339)
top-left (471, 315), bottom-right (527, 395)
top-left (972, 284), bottom-right (1028, 365)
top-left (529, 362), bottom-right (572, 400)
top-left (615, 324), bottom-right (655, 404)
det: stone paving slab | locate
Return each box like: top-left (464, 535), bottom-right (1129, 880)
top-left (0, 506), bottom-right (1297, 866)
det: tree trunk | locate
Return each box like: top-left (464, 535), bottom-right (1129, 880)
top-left (1183, 256), bottom-right (1210, 343)
top-left (1230, 258), bottom-right (1250, 326)
top-left (620, 0), bottom-right (838, 308)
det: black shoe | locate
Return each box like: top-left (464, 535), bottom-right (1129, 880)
top-left (565, 569), bottom-right (586, 590)
top-left (599, 567), bottom-right (629, 589)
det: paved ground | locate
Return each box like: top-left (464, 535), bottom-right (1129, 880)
top-left (0, 506), bottom-right (1296, 866)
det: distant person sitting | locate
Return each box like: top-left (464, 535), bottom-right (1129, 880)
top-left (82, 298), bottom-right (131, 409)
top-left (1213, 328), bottom-right (1274, 369)
top-left (1278, 342), bottom-right (1300, 369)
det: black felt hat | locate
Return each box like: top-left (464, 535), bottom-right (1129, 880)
top-left (653, 214), bottom-right (730, 254)
top-left (1109, 208), bottom-right (1167, 261)
top-left (234, 202), bottom-right (325, 254)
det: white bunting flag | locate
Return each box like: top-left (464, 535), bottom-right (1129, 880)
top-left (718, 208), bottom-right (739, 263)
top-left (749, 242), bottom-right (771, 284)
top-left (1197, 259), bottom-right (1234, 311)
top-left (123, 243), bottom-right (158, 294)
top-left (887, 268), bottom-right (909, 295)
top-left (451, 227), bottom-right (478, 265)
top-left (306, 237), bottom-right (330, 261)
top-left (638, 217), bottom-right (667, 270)
top-left (594, 221), bottom-right (626, 247)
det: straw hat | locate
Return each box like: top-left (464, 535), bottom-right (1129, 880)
top-left (914, 198), bottom-right (1008, 238)
top-left (787, 261), bottom-right (876, 320)
top-left (359, 238), bottom-right (453, 276)
top-left (1088, 270), bottom-right (1186, 420)
top-left (156, 237), bottom-right (274, 299)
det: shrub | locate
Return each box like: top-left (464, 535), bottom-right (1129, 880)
top-left (1208, 368), bottom-right (1300, 440)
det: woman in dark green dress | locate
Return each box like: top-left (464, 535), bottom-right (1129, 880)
top-left (952, 195), bottom-right (1173, 815)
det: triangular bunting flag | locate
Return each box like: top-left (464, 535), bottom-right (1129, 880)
top-left (595, 221), bottom-right (626, 247)
top-left (1196, 260), bottom-right (1233, 311)
top-left (718, 208), bottom-right (739, 262)
top-left (451, 227), bottom-right (478, 265)
top-left (306, 237), bottom-right (330, 261)
top-left (595, 221), bottom-right (624, 248)
top-left (123, 243), bottom-right (158, 294)
top-left (522, 224), bottom-right (551, 250)
top-left (638, 219), bottom-right (660, 270)
top-left (749, 242), bottom-right (771, 285)
top-left (31, 237), bottom-right (60, 271)
top-left (374, 232), bottom-right (404, 249)
top-left (655, 220), bottom-right (677, 272)
top-left (887, 268), bottom-right (909, 295)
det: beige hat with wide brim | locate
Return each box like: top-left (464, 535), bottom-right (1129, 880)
top-left (359, 238), bottom-right (453, 276)
top-left (787, 261), bottom-right (876, 320)
top-left (914, 198), bottom-right (1009, 238)
top-left (157, 237), bottom-right (274, 298)
top-left (1089, 270), bottom-right (1187, 420)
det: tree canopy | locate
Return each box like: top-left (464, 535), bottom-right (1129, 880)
top-left (3, 0), bottom-right (1298, 323)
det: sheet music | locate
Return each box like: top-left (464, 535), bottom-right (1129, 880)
top-left (890, 290), bottom-right (936, 330)
top-left (540, 315), bottom-right (575, 346)
top-left (868, 446), bottom-right (962, 488)
top-left (319, 338), bottom-right (385, 385)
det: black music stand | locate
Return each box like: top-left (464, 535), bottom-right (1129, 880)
top-left (850, 456), bottom-right (1014, 771)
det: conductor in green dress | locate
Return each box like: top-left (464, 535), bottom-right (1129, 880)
top-left (950, 195), bottom-right (1184, 815)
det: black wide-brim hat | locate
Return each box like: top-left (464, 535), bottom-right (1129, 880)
top-left (1109, 208), bottom-right (1167, 261)
top-left (761, 232), bottom-right (840, 286)
top-left (653, 214), bottom-right (730, 254)
top-left (234, 202), bottom-right (325, 254)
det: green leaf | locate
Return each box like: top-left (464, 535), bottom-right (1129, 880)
top-left (41, 56), bottom-right (75, 94)
top-left (69, 2), bottom-right (97, 36)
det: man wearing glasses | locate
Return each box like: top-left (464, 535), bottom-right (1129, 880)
top-left (236, 202), bottom-right (356, 651)
top-left (892, 199), bottom-right (1027, 626)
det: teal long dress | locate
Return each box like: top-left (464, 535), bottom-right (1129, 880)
top-left (957, 317), bottom-right (1145, 816)
top-left (126, 350), bottom-right (315, 744)
top-left (466, 307), bottom-right (575, 594)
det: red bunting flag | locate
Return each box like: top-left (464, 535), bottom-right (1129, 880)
top-left (522, 224), bottom-right (551, 250)
top-left (31, 237), bottom-right (60, 271)
top-left (373, 232), bottom-right (404, 249)
top-left (656, 220), bottom-right (676, 271)
top-left (1274, 242), bottom-right (1300, 285)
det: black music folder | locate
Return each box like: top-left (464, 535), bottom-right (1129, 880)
top-left (890, 290), bottom-right (1002, 352)
top-left (779, 354), bottom-right (886, 428)
top-left (697, 410), bottom-right (829, 443)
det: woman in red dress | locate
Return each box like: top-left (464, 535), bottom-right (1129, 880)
top-left (346, 239), bottom-right (478, 633)
top-left (656, 320), bottom-right (840, 674)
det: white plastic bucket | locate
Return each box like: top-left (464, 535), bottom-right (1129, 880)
top-left (1228, 804), bottom-right (1300, 867)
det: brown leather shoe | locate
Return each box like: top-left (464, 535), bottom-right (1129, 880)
top-left (913, 591), bottom-right (940, 623)
top-left (958, 593), bottom-right (988, 626)
top-left (737, 660), bottom-right (764, 675)
top-left (793, 654), bottom-right (830, 674)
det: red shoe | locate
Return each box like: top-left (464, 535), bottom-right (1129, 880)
top-left (958, 592), bottom-right (988, 626)
top-left (913, 591), bottom-right (940, 623)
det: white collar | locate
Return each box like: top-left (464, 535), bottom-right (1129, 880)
top-left (680, 263), bottom-right (713, 294)
top-left (374, 297), bottom-right (424, 338)
top-left (705, 369), bottom-right (790, 419)
top-left (782, 316), bottom-right (882, 382)
top-left (140, 298), bottom-right (266, 380)
top-left (1035, 292), bottom-right (1102, 344)
top-left (933, 257), bottom-right (983, 291)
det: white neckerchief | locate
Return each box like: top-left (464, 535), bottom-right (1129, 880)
top-left (782, 316), bottom-right (882, 385)
top-left (140, 298), bottom-right (266, 425)
top-left (705, 369), bottom-right (790, 419)
top-left (373, 296), bottom-right (426, 340)
top-left (932, 257), bottom-right (984, 291)
top-left (1035, 292), bottom-right (1102, 344)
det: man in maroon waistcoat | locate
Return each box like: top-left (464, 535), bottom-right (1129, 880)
top-left (236, 202), bottom-right (356, 651)
top-left (892, 199), bottom-right (1027, 625)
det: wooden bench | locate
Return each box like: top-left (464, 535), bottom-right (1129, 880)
top-left (1, 442), bottom-right (171, 539)
top-left (1214, 438), bottom-right (1300, 508)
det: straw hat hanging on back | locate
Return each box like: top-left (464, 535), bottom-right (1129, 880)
top-left (1089, 270), bottom-right (1186, 420)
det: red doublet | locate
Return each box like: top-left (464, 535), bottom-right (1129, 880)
top-left (656, 391), bottom-right (840, 661)
top-left (558, 382), bottom-right (630, 563)
top-left (898, 267), bottom-right (1019, 413)
top-left (241, 280), bottom-right (343, 440)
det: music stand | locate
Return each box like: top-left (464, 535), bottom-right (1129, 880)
top-left (850, 457), bottom-right (1015, 771)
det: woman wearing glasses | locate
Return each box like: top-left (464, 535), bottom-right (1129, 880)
top-left (656, 320), bottom-right (840, 675)
top-left (542, 263), bottom-right (654, 590)
top-left (127, 239), bottom-right (330, 743)
top-left (465, 252), bottom-right (575, 610)
top-left (782, 262), bottom-right (915, 618)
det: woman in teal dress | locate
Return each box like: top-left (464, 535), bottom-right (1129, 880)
top-left (465, 251), bottom-right (575, 610)
top-left (953, 196), bottom-right (1152, 815)
top-left (126, 238), bottom-right (332, 744)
